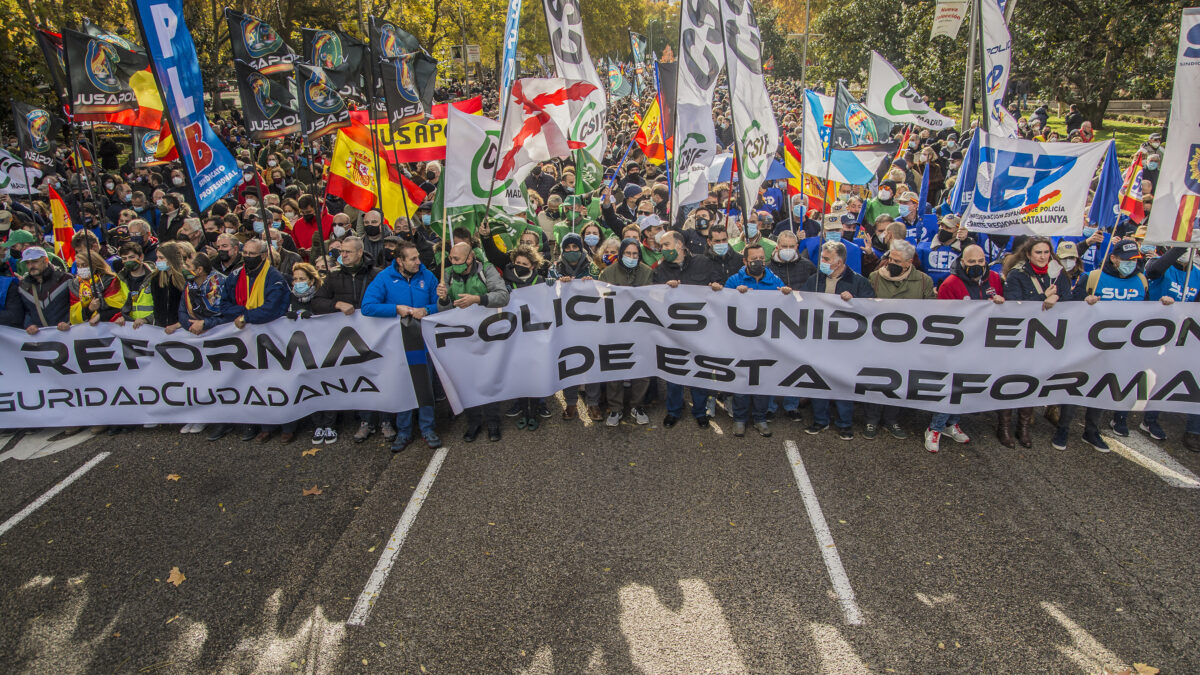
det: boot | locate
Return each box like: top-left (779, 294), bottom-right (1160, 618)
top-left (1044, 405), bottom-right (1061, 426)
top-left (996, 410), bottom-right (1015, 448)
top-left (1016, 408), bottom-right (1034, 448)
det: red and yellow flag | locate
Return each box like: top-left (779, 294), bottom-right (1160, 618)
top-left (635, 99), bottom-right (666, 164)
top-left (327, 121), bottom-right (426, 225)
top-left (1119, 153), bottom-right (1146, 224)
top-left (1173, 194), bottom-right (1200, 244)
top-left (49, 185), bottom-right (76, 266)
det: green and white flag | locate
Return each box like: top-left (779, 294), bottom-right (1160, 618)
top-left (671, 0), bottom-right (724, 216)
top-left (444, 105), bottom-right (528, 212)
top-left (720, 0), bottom-right (777, 212)
top-left (865, 51), bottom-right (955, 130)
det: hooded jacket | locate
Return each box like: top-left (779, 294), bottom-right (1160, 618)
top-left (937, 258), bottom-right (1004, 300)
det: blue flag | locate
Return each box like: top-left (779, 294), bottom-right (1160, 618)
top-left (132, 0), bottom-right (241, 212)
top-left (1088, 141), bottom-right (1122, 233)
top-left (949, 132), bottom-right (981, 215)
top-left (499, 0), bottom-right (522, 115)
top-left (917, 162), bottom-right (930, 218)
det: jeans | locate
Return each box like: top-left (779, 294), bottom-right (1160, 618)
top-left (930, 413), bottom-right (960, 431)
top-left (396, 405), bottom-right (435, 439)
top-left (563, 383), bottom-right (603, 408)
top-left (1188, 413), bottom-right (1200, 435)
top-left (1057, 405), bottom-right (1101, 434)
top-left (666, 383), bottom-right (709, 419)
top-left (864, 403), bottom-right (900, 426)
top-left (732, 394), bottom-right (770, 424)
top-left (768, 396), bottom-right (802, 413)
top-left (812, 399), bottom-right (853, 429)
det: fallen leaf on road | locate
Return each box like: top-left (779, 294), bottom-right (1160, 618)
top-left (166, 474), bottom-right (180, 481)
top-left (1134, 665), bottom-right (1160, 675)
top-left (378, 642), bottom-right (387, 648)
top-left (167, 567), bottom-right (186, 587)
top-left (302, 448), bottom-right (321, 457)
top-left (303, 486), bottom-right (322, 496)
top-left (937, 642), bottom-right (945, 649)
top-left (165, 614), bottom-right (179, 624)
top-left (367, 545), bottom-right (376, 553)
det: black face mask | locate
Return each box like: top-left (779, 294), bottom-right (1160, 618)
top-left (873, 234), bottom-right (888, 250)
top-left (217, 250), bottom-right (232, 263)
top-left (547, 208), bottom-right (561, 218)
top-left (746, 261), bottom-right (766, 276)
top-left (965, 264), bottom-right (987, 279)
top-left (696, 218), bottom-right (709, 230)
top-left (242, 255), bottom-right (263, 273)
top-left (365, 225), bottom-right (381, 237)
top-left (513, 265), bottom-right (533, 280)
top-left (886, 262), bottom-right (905, 277)
top-left (936, 229), bottom-right (954, 244)
top-left (382, 249), bottom-right (396, 264)
top-left (205, 231), bottom-right (220, 244)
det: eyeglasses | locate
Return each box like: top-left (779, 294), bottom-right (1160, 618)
top-left (637, 211), bottom-right (652, 216)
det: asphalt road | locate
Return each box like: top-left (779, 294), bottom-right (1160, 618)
top-left (1, 394), bottom-right (1197, 674)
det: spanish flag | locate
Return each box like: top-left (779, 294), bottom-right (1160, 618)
top-left (154, 119), bottom-right (178, 162)
top-left (1173, 194), bottom-right (1199, 244)
top-left (104, 68), bottom-right (163, 130)
top-left (49, 186), bottom-right (76, 266)
top-left (635, 99), bottom-right (666, 164)
top-left (1119, 153), bottom-right (1146, 224)
top-left (327, 121), bottom-right (426, 224)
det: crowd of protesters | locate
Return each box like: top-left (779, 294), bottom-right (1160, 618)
top-left (2, 77), bottom-right (1196, 456)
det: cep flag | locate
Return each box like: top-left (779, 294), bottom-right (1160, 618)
top-left (225, 8), bottom-right (294, 76)
top-left (11, 100), bottom-right (59, 173)
top-left (233, 60), bottom-right (300, 140)
top-left (133, 0), bottom-right (242, 213)
top-left (294, 63), bottom-right (352, 141)
top-left (300, 28), bottom-right (366, 99)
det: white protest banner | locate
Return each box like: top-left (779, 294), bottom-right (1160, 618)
top-left (541, 0), bottom-right (608, 159)
top-left (931, 0), bottom-right (968, 40)
top-left (980, 0), bottom-right (1022, 138)
top-left (958, 130), bottom-right (1109, 236)
top-left (422, 283), bottom-right (1200, 416)
top-left (0, 314), bottom-right (418, 428)
top-left (444, 106), bottom-right (527, 211)
top-left (865, 51), bottom-right (956, 130)
top-left (671, 0), bottom-right (724, 215)
top-left (720, 0), bottom-right (778, 211)
top-left (0, 148), bottom-right (41, 195)
top-left (1144, 7), bottom-right (1200, 248)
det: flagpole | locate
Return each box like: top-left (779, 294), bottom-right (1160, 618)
top-left (976, 0), bottom-right (989, 134)
top-left (652, 59), bottom-right (672, 219)
top-left (8, 99), bottom-right (37, 209)
top-left (821, 80), bottom-right (843, 216)
top-left (481, 79), bottom-right (515, 222)
top-left (359, 12), bottom-right (387, 210)
top-left (667, 1), bottom-right (683, 226)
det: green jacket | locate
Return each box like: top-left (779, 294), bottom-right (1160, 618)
top-left (868, 268), bottom-right (936, 299)
top-left (599, 260), bottom-right (654, 287)
top-left (731, 236), bottom-right (776, 260)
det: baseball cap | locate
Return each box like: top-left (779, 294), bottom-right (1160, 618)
top-left (1113, 239), bottom-right (1142, 260)
top-left (638, 214), bottom-right (663, 231)
top-left (20, 246), bottom-right (48, 262)
top-left (892, 158), bottom-right (908, 170)
top-left (1056, 241), bottom-right (1079, 259)
top-left (823, 214), bottom-right (843, 229)
top-left (0, 210), bottom-right (11, 232)
top-left (940, 214), bottom-right (961, 227)
top-left (899, 191), bottom-right (920, 203)
top-left (3, 229), bottom-right (36, 247)
top-left (1149, 132), bottom-right (1162, 141)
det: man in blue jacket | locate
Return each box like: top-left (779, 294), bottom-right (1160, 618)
top-left (362, 240), bottom-right (442, 452)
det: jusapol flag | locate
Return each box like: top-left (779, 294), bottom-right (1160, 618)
top-left (327, 121), bottom-right (426, 224)
top-left (496, 78), bottom-right (597, 181)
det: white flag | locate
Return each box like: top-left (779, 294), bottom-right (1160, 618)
top-left (445, 107), bottom-right (528, 211)
top-left (0, 148), bottom-right (41, 195)
top-left (931, 0), bottom-right (969, 40)
top-left (865, 51), bottom-right (955, 130)
top-left (671, 1), bottom-right (724, 216)
top-left (496, 78), bottom-right (598, 182)
top-left (541, 0), bottom-right (608, 160)
top-left (1144, 8), bottom-right (1200, 248)
top-left (720, 0), bottom-right (778, 210)
top-left (980, 0), bottom-right (1021, 138)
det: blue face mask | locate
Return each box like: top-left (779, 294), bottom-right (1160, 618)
top-left (712, 242), bottom-right (730, 256)
top-left (746, 223), bottom-right (758, 239)
top-left (584, 234), bottom-right (600, 247)
top-left (253, 220), bottom-right (265, 234)
top-left (1117, 260), bottom-right (1137, 276)
top-left (819, 261), bottom-right (833, 275)
top-left (1140, 244), bottom-right (1155, 255)
top-left (621, 255), bottom-right (639, 269)
top-left (793, 204), bottom-right (804, 217)
top-left (421, 214), bottom-right (431, 226)
top-left (1083, 226), bottom-right (1098, 237)
top-left (826, 231), bottom-right (842, 243)
top-left (293, 281), bottom-right (310, 294)
top-left (898, 205), bottom-right (911, 218)
top-left (1146, 161), bottom-right (1159, 170)
top-left (155, 260), bottom-right (169, 272)
top-left (336, 255), bottom-right (343, 266)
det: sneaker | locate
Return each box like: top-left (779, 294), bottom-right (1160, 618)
top-left (240, 426), bottom-right (258, 442)
top-left (786, 409), bottom-right (805, 422)
top-left (180, 423), bottom-right (195, 434)
top-left (1109, 417), bottom-right (1130, 438)
top-left (887, 423), bottom-right (909, 440)
top-left (390, 436), bottom-right (412, 453)
top-left (1082, 430), bottom-right (1110, 452)
top-left (945, 424), bottom-right (971, 444)
top-left (143, 423), bottom-right (159, 429)
top-left (805, 423), bottom-right (828, 435)
top-left (1139, 420), bottom-right (1166, 441)
top-left (1051, 428), bottom-right (1068, 450)
top-left (323, 427), bottom-right (338, 444)
top-left (311, 427), bottom-right (326, 445)
top-left (380, 421), bottom-right (398, 441)
top-left (606, 411), bottom-right (623, 427)
top-left (924, 428), bottom-right (941, 453)
top-left (424, 432), bottom-right (442, 449)
top-left (505, 402), bottom-right (523, 417)
top-left (733, 420), bottom-right (746, 437)
top-left (353, 421), bottom-right (374, 443)
top-left (837, 428), bottom-right (854, 441)
top-left (753, 421), bottom-right (772, 437)
top-left (1184, 433), bottom-right (1200, 453)
top-left (630, 407), bottom-right (650, 425)
top-left (863, 423), bottom-right (878, 439)
top-left (537, 401), bottom-right (552, 418)
top-left (190, 423), bottom-right (207, 434)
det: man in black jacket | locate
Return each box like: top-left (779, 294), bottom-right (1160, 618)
top-left (706, 224), bottom-right (742, 281)
top-left (654, 231), bottom-right (720, 429)
top-left (310, 236), bottom-right (389, 443)
top-left (19, 247), bottom-right (73, 334)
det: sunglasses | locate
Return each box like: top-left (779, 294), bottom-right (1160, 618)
top-left (637, 211), bottom-right (653, 216)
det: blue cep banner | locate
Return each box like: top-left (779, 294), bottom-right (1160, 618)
top-left (132, 0), bottom-right (242, 212)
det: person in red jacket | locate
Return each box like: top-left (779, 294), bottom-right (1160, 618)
top-left (925, 244), bottom-right (1004, 453)
top-left (937, 244), bottom-right (1005, 301)
top-left (290, 194), bottom-right (333, 258)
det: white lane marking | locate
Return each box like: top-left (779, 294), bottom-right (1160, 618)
top-left (1102, 432), bottom-right (1200, 489)
top-left (347, 447), bottom-right (448, 627)
top-left (1041, 601), bottom-right (1129, 674)
top-left (0, 429), bottom-right (98, 463)
top-left (785, 440), bottom-right (864, 626)
top-left (0, 452), bottom-right (111, 539)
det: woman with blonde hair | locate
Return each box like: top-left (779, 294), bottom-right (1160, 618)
top-left (69, 250), bottom-right (126, 326)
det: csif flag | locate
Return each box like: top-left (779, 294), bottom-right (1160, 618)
top-left (444, 105), bottom-right (527, 211)
top-left (719, 0), bottom-right (777, 211)
top-left (294, 63), bottom-right (352, 141)
top-left (225, 9), bottom-right (294, 75)
top-left (233, 60), bottom-right (300, 140)
top-left (865, 51), bottom-right (955, 130)
top-left (542, 0), bottom-right (608, 162)
top-left (496, 78), bottom-right (598, 182)
top-left (300, 27), bottom-right (365, 99)
top-left (670, 1), bottom-right (722, 216)
top-left (11, 100), bottom-right (59, 173)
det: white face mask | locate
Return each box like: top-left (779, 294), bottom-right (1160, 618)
top-left (878, 189), bottom-right (893, 201)
top-left (77, 268), bottom-right (92, 279)
top-left (778, 248), bottom-right (798, 262)
top-left (172, 177), bottom-right (184, 186)
top-left (1061, 258), bottom-right (1077, 272)
top-left (333, 225), bottom-right (347, 238)
top-left (245, 198), bottom-right (257, 207)
top-left (267, 160), bottom-right (278, 167)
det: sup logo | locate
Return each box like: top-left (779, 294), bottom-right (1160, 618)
top-left (312, 31), bottom-right (345, 69)
top-left (976, 148), bottom-right (1076, 211)
top-left (242, 17), bottom-right (282, 58)
top-left (305, 70), bottom-right (345, 114)
top-left (86, 41), bottom-right (122, 94)
top-left (247, 73), bottom-right (281, 118)
top-left (24, 109), bottom-right (52, 153)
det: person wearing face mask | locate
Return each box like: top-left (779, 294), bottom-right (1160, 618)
top-left (915, 215), bottom-right (973, 286)
top-left (236, 165), bottom-right (268, 206)
top-left (801, 241), bottom-right (875, 439)
top-left (325, 214), bottom-right (353, 248)
top-left (551, 233), bottom-right (604, 420)
top-left (123, 241), bottom-right (189, 333)
top-left (636, 214), bottom-right (667, 266)
top-left (732, 211), bottom-right (777, 260)
top-left (1142, 152), bottom-right (1161, 192)
top-left (115, 242), bottom-right (154, 324)
top-left (156, 194), bottom-right (188, 243)
top-left (1052, 241), bottom-right (1084, 293)
top-left (538, 194), bottom-right (567, 238)
top-left (5, 229), bottom-right (66, 275)
top-left (69, 250), bottom-right (128, 329)
top-left (106, 184), bottom-right (134, 226)
top-left (597, 239), bottom-right (654, 427)
top-left (705, 224), bottom-right (743, 281)
top-left (202, 238), bottom-right (290, 442)
top-left (438, 242), bottom-right (511, 441)
top-left (359, 210), bottom-right (392, 264)
top-left (769, 230), bottom-right (817, 289)
top-left (892, 191), bottom-right (927, 242)
top-left (615, 183), bottom-right (645, 225)
top-left (682, 206), bottom-right (715, 255)
top-left (292, 195), bottom-right (333, 257)
top-left (938, 244), bottom-right (1005, 301)
top-left (862, 179), bottom-right (900, 226)
top-left (19, 246), bottom-right (74, 334)
top-left (500, 246), bottom-right (553, 430)
top-left (524, 162), bottom-right (556, 202)
top-left (806, 214), bottom-right (864, 273)
top-left (212, 232), bottom-right (245, 278)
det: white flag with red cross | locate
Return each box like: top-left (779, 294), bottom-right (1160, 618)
top-left (496, 77), bottom-right (598, 182)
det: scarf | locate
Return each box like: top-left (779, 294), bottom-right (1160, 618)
top-left (877, 262), bottom-right (914, 282)
top-left (292, 283), bottom-right (318, 303)
top-left (235, 260), bottom-right (270, 309)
